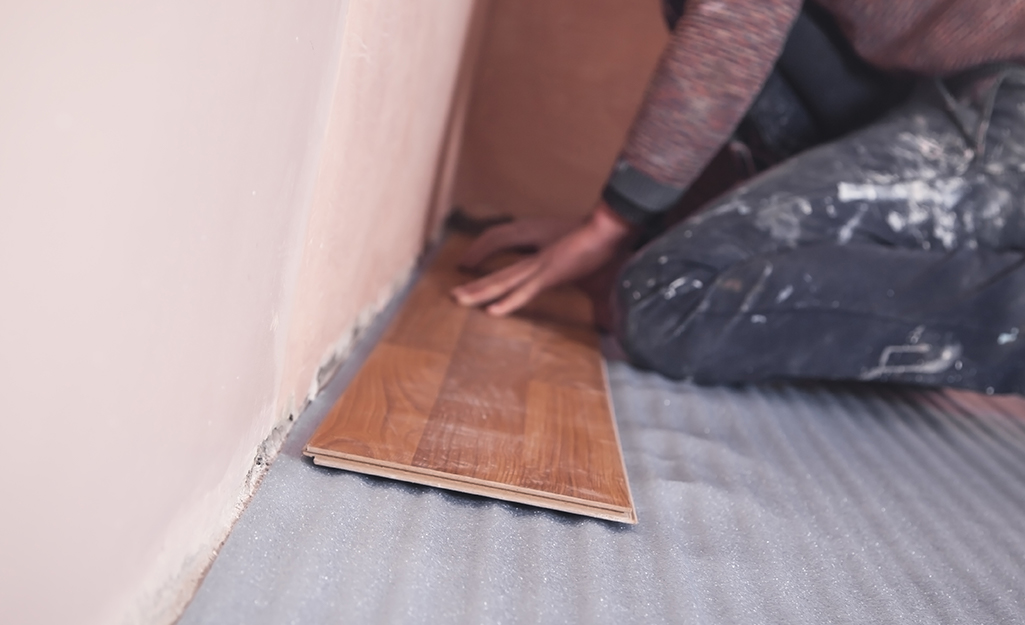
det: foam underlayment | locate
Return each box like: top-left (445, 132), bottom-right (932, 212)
top-left (179, 317), bottom-right (1025, 624)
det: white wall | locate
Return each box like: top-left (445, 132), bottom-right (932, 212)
top-left (278, 0), bottom-right (480, 417)
top-left (0, 1), bottom-right (475, 623)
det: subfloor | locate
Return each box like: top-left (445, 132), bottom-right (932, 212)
top-left (179, 277), bottom-right (1025, 625)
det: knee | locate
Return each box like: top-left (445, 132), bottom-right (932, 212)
top-left (613, 244), bottom-right (718, 378)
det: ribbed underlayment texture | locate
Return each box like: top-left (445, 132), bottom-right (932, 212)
top-left (180, 336), bottom-right (1025, 624)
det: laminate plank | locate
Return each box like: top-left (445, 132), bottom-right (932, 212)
top-left (411, 331), bottom-right (532, 484)
top-left (520, 380), bottom-right (632, 508)
top-left (305, 234), bottom-right (637, 523)
top-left (306, 344), bottom-right (449, 465)
top-left (310, 454), bottom-right (636, 524)
top-left (529, 322), bottom-right (606, 391)
top-left (411, 319), bottom-right (608, 487)
top-left (382, 272), bottom-right (469, 354)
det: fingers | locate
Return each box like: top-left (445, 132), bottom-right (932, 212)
top-left (451, 208), bottom-right (632, 317)
top-left (485, 276), bottom-right (544, 316)
top-left (450, 256), bottom-right (541, 307)
top-left (484, 244), bottom-right (580, 316)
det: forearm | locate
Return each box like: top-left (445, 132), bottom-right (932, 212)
top-left (604, 0), bottom-right (803, 225)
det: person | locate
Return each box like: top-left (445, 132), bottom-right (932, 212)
top-left (451, 0), bottom-right (1025, 395)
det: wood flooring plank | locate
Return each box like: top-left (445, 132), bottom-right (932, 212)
top-left (520, 380), bottom-right (632, 508)
top-left (306, 344), bottom-right (449, 465)
top-left (529, 322), bottom-right (606, 392)
top-left (310, 454), bottom-right (636, 523)
top-left (305, 234), bottom-right (637, 523)
top-left (411, 331), bottom-right (532, 484)
top-left (382, 272), bottom-right (469, 354)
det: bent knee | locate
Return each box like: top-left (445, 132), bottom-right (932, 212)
top-left (614, 249), bottom-right (717, 378)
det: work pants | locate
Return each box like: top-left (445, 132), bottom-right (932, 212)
top-left (615, 67), bottom-right (1025, 395)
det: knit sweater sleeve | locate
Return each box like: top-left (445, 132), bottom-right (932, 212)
top-left (603, 0), bottom-right (803, 224)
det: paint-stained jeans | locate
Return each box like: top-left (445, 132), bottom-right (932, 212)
top-left (616, 67), bottom-right (1025, 394)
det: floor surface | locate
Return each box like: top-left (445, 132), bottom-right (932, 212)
top-left (178, 270), bottom-right (1025, 625)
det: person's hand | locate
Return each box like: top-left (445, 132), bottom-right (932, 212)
top-left (451, 202), bottom-right (633, 316)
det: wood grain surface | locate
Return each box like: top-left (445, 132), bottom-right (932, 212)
top-left (305, 235), bottom-right (636, 523)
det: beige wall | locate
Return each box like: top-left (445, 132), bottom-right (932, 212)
top-left (0, 1), bottom-right (474, 624)
top-left (279, 0), bottom-right (480, 415)
top-left (454, 0), bottom-right (668, 221)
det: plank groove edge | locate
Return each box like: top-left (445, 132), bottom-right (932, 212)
top-left (307, 452), bottom-right (637, 524)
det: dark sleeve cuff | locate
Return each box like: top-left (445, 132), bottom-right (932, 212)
top-left (601, 159), bottom-right (687, 225)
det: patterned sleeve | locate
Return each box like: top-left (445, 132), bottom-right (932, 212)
top-left (602, 0), bottom-right (804, 224)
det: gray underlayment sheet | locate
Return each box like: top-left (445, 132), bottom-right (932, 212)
top-left (180, 343), bottom-right (1025, 624)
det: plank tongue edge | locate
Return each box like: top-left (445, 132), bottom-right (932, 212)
top-left (305, 448), bottom-right (638, 524)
